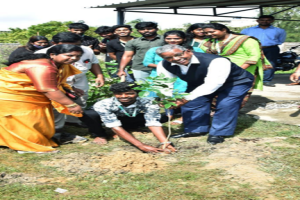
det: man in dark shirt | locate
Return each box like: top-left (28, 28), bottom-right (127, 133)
top-left (94, 26), bottom-right (117, 55)
top-left (117, 22), bottom-right (164, 82)
top-left (68, 22), bottom-right (100, 55)
top-left (94, 26), bottom-right (117, 68)
top-left (107, 25), bottom-right (135, 81)
top-left (79, 82), bottom-right (175, 153)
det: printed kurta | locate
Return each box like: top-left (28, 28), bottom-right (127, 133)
top-left (201, 35), bottom-right (271, 90)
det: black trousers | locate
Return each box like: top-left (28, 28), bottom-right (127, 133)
top-left (79, 109), bottom-right (168, 138)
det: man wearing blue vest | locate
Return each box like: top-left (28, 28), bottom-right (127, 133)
top-left (156, 45), bottom-right (254, 145)
top-left (241, 15), bottom-right (286, 87)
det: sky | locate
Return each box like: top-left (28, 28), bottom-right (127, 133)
top-left (0, 0), bottom-right (258, 31)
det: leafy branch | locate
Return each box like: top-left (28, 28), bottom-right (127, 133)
top-left (134, 73), bottom-right (188, 149)
top-left (86, 60), bottom-right (132, 107)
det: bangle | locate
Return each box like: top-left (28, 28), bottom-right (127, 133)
top-left (65, 103), bottom-right (78, 108)
top-left (160, 141), bottom-right (171, 145)
top-left (160, 141), bottom-right (175, 147)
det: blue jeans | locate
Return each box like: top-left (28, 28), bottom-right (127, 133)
top-left (132, 70), bottom-right (151, 83)
top-left (181, 81), bottom-right (253, 136)
top-left (110, 68), bottom-right (135, 83)
top-left (263, 46), bottom-right (280, 82)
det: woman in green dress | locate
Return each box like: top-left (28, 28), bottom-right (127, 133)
top-left (201, 23), bottom-right (271, 108)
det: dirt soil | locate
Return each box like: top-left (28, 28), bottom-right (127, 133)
top-left (175, 136), bottom-right (296, 189)
top-left (1, 74), bottom-right (299, 195)
top-left (41, 151), bottom-right (167, 175)
top-left (11, 135), bottom-right (289, 190)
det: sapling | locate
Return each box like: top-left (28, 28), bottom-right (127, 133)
top-left (133, 73), bottom-right (188, 149)
top-left (87, 60), bottom-right (129, 107)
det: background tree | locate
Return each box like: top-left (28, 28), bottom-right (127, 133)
top-left (261, 6), bottom-right (300, 42)
top-left (0, 21), bottom-right (102, 45)
top-left (125, 18), bottom-right (143, 37)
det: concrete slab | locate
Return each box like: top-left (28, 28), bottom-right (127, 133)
top-left (241, 74), bottom-right (300, 126)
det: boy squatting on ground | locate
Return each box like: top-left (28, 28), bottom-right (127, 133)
top-left (79, 82), bottom-right (176, 153)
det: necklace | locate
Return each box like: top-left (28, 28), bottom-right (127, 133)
top-left (119, 37), bottom-right (134, 47)
top-left (215, 34), bottom-right (232, 54)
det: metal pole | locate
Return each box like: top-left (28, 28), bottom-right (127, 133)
top-left (117, 8), bottom-right (125, 25)
top-left (259, 6), bottom-right (264, 16)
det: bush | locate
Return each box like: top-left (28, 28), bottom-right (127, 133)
top-left (0, 43), bottom-right (20, 67)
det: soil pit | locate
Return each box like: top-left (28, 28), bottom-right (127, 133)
top-left (41, 151), bottom-right (166, 175)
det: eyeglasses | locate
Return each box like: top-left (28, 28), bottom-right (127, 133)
top-left (162, 50), bottom-right (186, 61)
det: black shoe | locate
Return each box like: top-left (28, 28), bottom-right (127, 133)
top-left (263, 82), bottom-right (276, 87)
top-left (207, 135), bottom-right (224, 145)
top-left (170, 132), bottom-right (208, 138)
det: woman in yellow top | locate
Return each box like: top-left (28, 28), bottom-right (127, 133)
top-left (201, 23), bottom-right (271, 108)
top-left (0, 44), bottom-right (84, 153)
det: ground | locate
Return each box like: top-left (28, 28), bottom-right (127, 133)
top-left (0, 74), bottom-right (300, 199)
top-left (242, 74), bottom-right (300, 126)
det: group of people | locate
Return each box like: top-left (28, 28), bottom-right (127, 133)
top-left (0, 15), bottom-right (288, 153)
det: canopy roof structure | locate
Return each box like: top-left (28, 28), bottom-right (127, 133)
top-left (96, 0), bottom-right (300, 8)
top-left (90, 0), bottom-right (300, 24)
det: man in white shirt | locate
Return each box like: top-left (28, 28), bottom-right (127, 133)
top-left (156, 44), bottom-right (254, 144)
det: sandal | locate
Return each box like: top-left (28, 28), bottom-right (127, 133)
top-left (286, 82), bottom-right (300, 86)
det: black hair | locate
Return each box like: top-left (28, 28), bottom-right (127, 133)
top-left (181, 44), bottom-right (194, 51)
top-left (46, 44), bottom-right (83, 56)
top-left (258, 15), bottom-right (275, 20)
top-left (134, 22), bottom-right (158, 30)
top-left (6, 44), bottom-right (83, 66)
top-left (202, 23), bottom-right (241, 35)
top-left (163, 30), bottom-right (187, 45)
top-left (6, 53), bottom-right (48, 66)
top-left (26, 35), bottom-right (49, 51)
top-left (112, 25), bottom-right (132, 32)
top-left (164, 30), bottom-right (186, 40)
top-left (109, 82), bottom-right (139, 93)
top-left (52, 32), bottom-right (82, 44)
top-left (185, 23), bottom-right (206, 45)
top-left (94, 26), bottom-right (113, 34)
top-left (68, 23), bottom-right (89, 30)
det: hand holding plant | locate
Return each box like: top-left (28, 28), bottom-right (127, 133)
top-left (134, 73), bottom-right (188, 150)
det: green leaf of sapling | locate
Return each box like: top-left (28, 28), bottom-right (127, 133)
top-left (170, 102), bottom-right (177, 106)
top-left (138, 91), bottom-right (150, 97)
top-left (164, 104), bottom-right (172, 109)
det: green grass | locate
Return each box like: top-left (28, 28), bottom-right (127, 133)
top-left (0, 115), bottom-right (300, 199)
top-left (258, 146), bottom-right (300, 199)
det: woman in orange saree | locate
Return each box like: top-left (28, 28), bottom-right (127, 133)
top-left (0, 44), bottom-right (84, 153)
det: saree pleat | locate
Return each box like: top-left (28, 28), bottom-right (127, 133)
top-left (0, 63), bottom-right (82, 152)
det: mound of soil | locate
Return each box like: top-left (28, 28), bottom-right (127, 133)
top-left (42, 151), bottom-right (166, 175)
